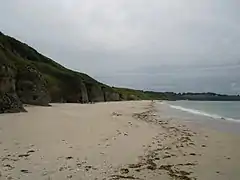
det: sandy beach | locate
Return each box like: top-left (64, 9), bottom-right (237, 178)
top-left (0, 101), bottom-right (240, 180)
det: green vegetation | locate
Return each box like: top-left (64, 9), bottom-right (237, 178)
top-left (113, 87), bottom-right (149, 100)
top-left (0, 32), bottom-right (113, 104)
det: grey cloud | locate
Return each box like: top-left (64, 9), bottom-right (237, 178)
top-left (1, 0), bottom-right (240, 94)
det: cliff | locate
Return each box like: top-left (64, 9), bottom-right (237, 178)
top-left (0, 57), bottom-right (25, 113)
top-left (0, 32), bottom-right (121, 113)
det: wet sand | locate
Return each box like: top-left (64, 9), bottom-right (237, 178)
top-left (0, 101), bottom-right (239, 180)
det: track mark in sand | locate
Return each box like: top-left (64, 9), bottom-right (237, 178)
top-left (159, 164), bottom-right (196, 180)
top-left (122, 101), bottom-right (198, 180)
top-left (20, 169), bottom-right (31, 174)
top-left (109, 175), bottom-right (142, 180)
top-left (18, 154), bottom-right (30, 158)
top-left (128, 164), bottom-right (142, 169)
top-left (84, 165), bottom-right (98, 171)
top-left (27, 150), bottom-right (35, 153)
top-left (18, 147), bottom-right (36, 158)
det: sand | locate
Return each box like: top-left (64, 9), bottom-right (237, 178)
top-left (0, 101), bottom-right (239, 180)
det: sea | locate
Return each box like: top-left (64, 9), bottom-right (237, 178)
top-left (156, 101), bottom-right (240, 133)
top-left (167, 101), bottom-right (240, 122)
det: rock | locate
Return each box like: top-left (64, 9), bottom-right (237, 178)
top-left (102, 88), bottom-right (120, 101)
top-left (59, 78), bottom-right (90, 103)
top-left (0, 62), bottom-right (25, 113)
top-left (86, 83), bottom-right (104, 102)
top-left (0, 93), bottom-right (25, 113)
top-left (16, 65), bottom-right (50, 106)
top-left (81, 82), bottom-right (89, 103)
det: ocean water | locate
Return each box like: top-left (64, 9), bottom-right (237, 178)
top-left (165, 101), bottom-right (240, 123)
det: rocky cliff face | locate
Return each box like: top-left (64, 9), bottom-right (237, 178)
top-left (86, 83), bottom-right (105, 102)
top-left (80, 82), bottom-right (89, 103)
top-left (102, 88), bottom-right (120, 101)
top-left (0, 32), bottom-right (122, 113)
top-left (0, 63), bottom-right (25, 113)
top-left (16, 65), bottom-right (50, 106)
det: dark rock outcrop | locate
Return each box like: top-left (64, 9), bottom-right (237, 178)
top-left (102, 88), bottom-right (120, 101)
top-left (1, 32), bottom-right (123, 111)
top-left (81, 82), bottom-right (89, 103)
top-left (16, 65), bottom-right (50, 106)
top-left (86, 83), bottom-right (105, 102)
top-left (0, 63), bottom-right (25, 113)
top-left (60, 79), bottom-right (89, 103)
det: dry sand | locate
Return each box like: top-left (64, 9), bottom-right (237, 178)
top-left (0, 101), bottom-right (239, 180)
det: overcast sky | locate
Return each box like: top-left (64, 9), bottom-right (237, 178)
top-left (1, 0), bottom-right (240, 94)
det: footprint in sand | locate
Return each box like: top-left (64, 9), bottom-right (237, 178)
top-left (123, 132), bottom-right (128, 136)
top-left (128, 121), bottom-right (133, 126)
top-left (116, 130), bottom-right (121, 135)
top-left (105, 143), bottom-right (111, 147)
top-left (67, 175), bottom-right (73, 179)
top-left (66, 156), bottom-right (73, 160)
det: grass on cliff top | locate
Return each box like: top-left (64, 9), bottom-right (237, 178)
top-left (0, 32), bottom-right (118, 100)
top-left (0, 31), bottom-right (163, 100)
top-left (0, 32), bottom-right (101, 84)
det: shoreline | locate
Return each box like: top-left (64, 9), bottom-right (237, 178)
top-left (0, 101), bottom-right (239, 179)
top-left (157, 101), bottom-right (240, 135)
